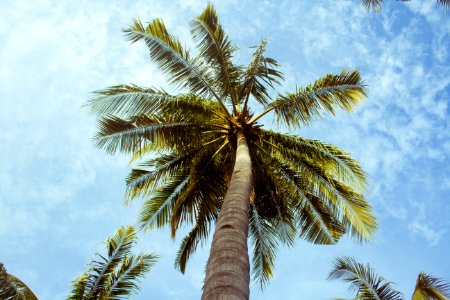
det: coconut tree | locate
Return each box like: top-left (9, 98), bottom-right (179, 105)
top-left (0, 263), bottom-right (38, 300)
top-left (67, 226), bottom-right (158, 300)
top-left (328, 256), bottom-right (403, 300)
top-left (412, 273), bottom-right (450, 300)
top-left (329, 256), bottom-right (450, 300)
top-left (88, 4), bottom-right (376, 299)
top-left (362, 0), bottom-right (450, 12)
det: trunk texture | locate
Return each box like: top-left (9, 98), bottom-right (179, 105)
top-left (202, 131), bottom-right (252, 300)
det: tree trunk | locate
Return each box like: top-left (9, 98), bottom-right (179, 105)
top-left (202, 131), bottom-right (252, 300)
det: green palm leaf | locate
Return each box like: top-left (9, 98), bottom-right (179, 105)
top-left (94, 114), bottom-right (211, 154)
top-left (191, 3), bottom-right (240, 110)
top-left (257, 131), bottom-right (375, 242)
top-left (68, 226), bottom-right (157, 300)
top-left (138, 174), bottom-right (191, 230)
top-left (361, 0), bottom-right (384, 12)
top-left (0, 263), bottom-right (38, 300)
top-left (362, 0), bottom-right (450, 12)
top-left (109, 254), bottom-right (157, 299)
top-left (255, 70), bottom-right (366, 128)
top-left (83, 227), bottom-right (137, 299)
top-left (125, 151), bottom-right (198, 202)
top-left (262, 130), bottom-right (367, 189)
top-left (437, 0), bottom-right (450, 9)
top-left (249, 205), bottom-right (279, 288)
top-left (123, 19), bottom-right (228, 112)
top-left (257, 148), bottom-right (348, 245)
top-left (328, 256), bottom-right (403, 300)
top-left (241, 39), bottom-right (283, 111)
top-left (175, 197), bottom-right (219, 273)
top-left (87, 85), bottom-right (225, 120)
top-left (412, 272), bottom-right (450, 300)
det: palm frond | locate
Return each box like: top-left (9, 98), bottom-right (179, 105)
top-left (328, 256), bottom-right (403, 300)
top-left (109, 254), bottom-right (158, 299)
top-left (298, 158), bottom-right (376, 242)
top-left (361, 0), bottom-right (384, 12)
top-left (68, 272), bottom-right (90, 300)
top-left (174, 197), bottom-right (219, 273)
top-left (139, 174), bottom-right (191, 230)
top-left (262, 130), bottom-right (367, 190)
top-left (169, 149), bottom-right (226, 238)
top-left (125, 151), bottom-right (197, 202)
top-left (255, 70), bottom-right (366, 128)
top-left (123, 18), bottom-right (229, 115)
top-left (137, 139), bottom-right (229, 232)
top-left (82, 227), bottom-right (137, 299)
top-left (437, 0), bottom-right (450, 9)
top-left (191, 3), bottom-right (240, 110)
top-left (241, 39), bottom-right (283, 111)
top-left (362, 0), bottom-right (449, 12)
top-left (253, 146), bottom-right (345, 245)
top-left (87, 85), bottom-right (173, 117)
top-left (296, 192), bottom-right (347, 244)
top-left (249, 205), bottom-right (279, 289)
top-left (251, 146), bottom-right (297, 246)
top-left (68, 226), bottom-right (157, 300)
top-left (257, 132), bottom-right (375, 242)
top-left (0, 263), bottom-right (38, 300)
top-left (87, 85), bottom-right (224, 120)
top-left (413, 272), bottom-right (450, 300)
top-left (94, 114), bottom-right (211, 154)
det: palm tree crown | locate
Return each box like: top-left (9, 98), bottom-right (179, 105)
top-left (0, 263), bottom-right (38, 300)
top-left (88, 4), bottom-right (376, 298)
top-left (412, 272), bottom-right (450, 300)
top-left (68, 226), bottom-right (158, 300)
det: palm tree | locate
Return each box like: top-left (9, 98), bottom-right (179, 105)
top-left (329, 256), bottom-right (450, 300)
top-left (328, 256), bottom-right (403, 300)
top-left (362, 0), bottom-right (450, 12)
top-left (68, 226), bottom-right (158, 300)
top-left (412, 273), bottom-right (450, 300)
top-left (88, 4), bottom-right (377, 299)
top-left (0, 262), bottom-right (38, 300)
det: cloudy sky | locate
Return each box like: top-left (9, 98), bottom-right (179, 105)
top-left (1, 0), bottom-right (449, 299)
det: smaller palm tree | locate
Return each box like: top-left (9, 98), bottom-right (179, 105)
top-left (412, 272), bottom-right (450, 300)
top-left (329, 256), bottom-right (450, 300)
top-left (328, 256), bottom-right (403, 300)
top-left (362, 0), bottom-right (450, 12)
top-left (68, 226), bottom-right (158, 300)
top-left (0, 262), bottom-right (38, 300)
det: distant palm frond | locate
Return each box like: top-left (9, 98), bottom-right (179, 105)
top-left (362, 0), bottom-right (450, 12)
top-left (412, 272), bottom-right (450, 300)
top-left (67, 226), bottom-right (158, 300)
top-left (328, 256), bottom-right (403, 300)
top-left (0, 263), bottom-right (38, 300)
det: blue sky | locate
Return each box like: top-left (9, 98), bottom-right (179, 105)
top-left (0, 0), bottom-right (449, 299)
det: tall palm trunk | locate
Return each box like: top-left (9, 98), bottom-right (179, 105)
top-left (202, 131), bottom-right (253, 300)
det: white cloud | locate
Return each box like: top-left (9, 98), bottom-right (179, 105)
top-left (408, 221), bottom-right (445, 246)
